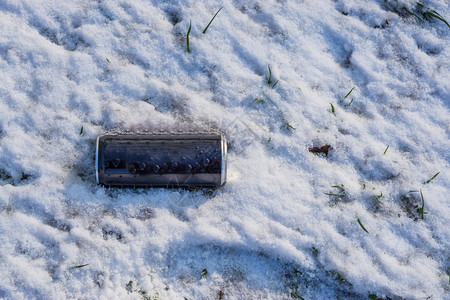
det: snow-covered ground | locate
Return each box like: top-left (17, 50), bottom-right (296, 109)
top-left (0, 0), bottom-right (449, 299)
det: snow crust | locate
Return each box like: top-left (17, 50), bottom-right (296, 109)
top-left (0, 0), bottom-right (449, 299)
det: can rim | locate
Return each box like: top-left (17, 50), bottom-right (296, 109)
top-left (220, 135), bottom-right (227, 185)
top-left (95, 136), bottom-right (100, 184)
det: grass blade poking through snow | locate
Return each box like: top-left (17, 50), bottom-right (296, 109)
top-left (425, 10), bottom-right (450, 28)
top-left (70, 264), bottom-right (89, 269)
top-left (324, 193), bottom-right (345, 197)
top-left (423, 172), bottom-right (440, 184)
top-left (186, 20), bottom-right (192, 53)
top-left (331, 185), bottom-right (345, 192)
top-left (324, 186), bottom-right (346, 197)
top-left (265, 65), bottom-right (273, 85)
top-left (80, 126), bottom-right (83, 135)
top-left (357, 218), bottom-right (369, 234)
top-left (343, 87), bottom-right (355, 106)
top-left (375, 192), bottom-right (383, 204)
top-left (286, 123), bottom-right (296, 130)
top-left (383, 145), bottom-right (389, 155)
top-left (202, 7), bottom-right (223, 34)
top-left (416, 2), bottom-right (450, 28)
top-left (417, 189), bottom-right (427, 219)
top-left (391, 1), bottom-right (450, 28)
top-left (403, 7), bottom-right (424, 23)
top-left (264, 65), bottom-right (279, 88)
top-left (344, 87), bottom-right (354, 99)
top-left (330, 103), bottom-right (335, 114)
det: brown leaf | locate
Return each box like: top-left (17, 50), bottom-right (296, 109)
top-left (309, 144), bottom-right (331, 156)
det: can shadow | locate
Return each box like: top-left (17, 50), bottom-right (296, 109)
top-left (63, 137), bottom-right (217, 213)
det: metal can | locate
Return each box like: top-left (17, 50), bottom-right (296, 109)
top-left (96, 133), bottom-right (227, 187)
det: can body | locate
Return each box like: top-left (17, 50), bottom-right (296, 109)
top-left (96, 134), bottom-right (227, 187)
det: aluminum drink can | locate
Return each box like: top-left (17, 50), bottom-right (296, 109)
top-left (96, 134), bottom-right (227, 187)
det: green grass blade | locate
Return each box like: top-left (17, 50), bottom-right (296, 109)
top-left (420, 189), bottom-right (424, 219)
top-left (202, 7), bottom-right (223, 34)
top-left (186, 20), bottom-right (192, 53)
top-left (418, 189), bottom-right (428, 219)
top-left (368, 293), bottom-right (378, 300)
top-left (426, 11), bottom-right (450, 28)
top-left (430, 9), bottom-right (443, 18)
top-left (70, 264), bottom-right (89, 269)
top-left (344, 98), bottom-right (354, 106)
top-left (80, 126), bottom-right (83, 135)
top-left (383, 145), bottom-right (389, 155)
top-left (403, 7), bottom-right (424, 23)
top-left (201, 269), bottom-right (208, 278)
top-left (291, 291), bottom-right (304, 299)
top-left (271, 80), bottom-right (279, 88)
top-left (330, 103), bottom-right (335, 113)
top-left (430, 10), bottom-right (444, 19)
top-left (265, 65), bottom-right (272, 84)
top-left (344, 87), bottom-right (354, 99)
top-left (331, 185), bottom-right (345, 191)
top-left (324, 193), bottom-right (345, 197)
top-left (423, 172), bottom-right (440, 184)
top-left (286, 123), bottom-right (296, 130)
top-left (357, 218), bottom-right (369, 234)
top-left (375, 192), bottom-right (383, 204)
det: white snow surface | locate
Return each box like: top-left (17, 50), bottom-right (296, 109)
top-left (0, 0), bottom-right (449, 299)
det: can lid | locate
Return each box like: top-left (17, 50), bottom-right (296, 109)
top-left (95, 136), bottom-right (100, 184)
top-left (220, 135), bottom-right (227, 185)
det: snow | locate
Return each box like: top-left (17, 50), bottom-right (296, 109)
top-left (0, 0), bottom-right (449, 299)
